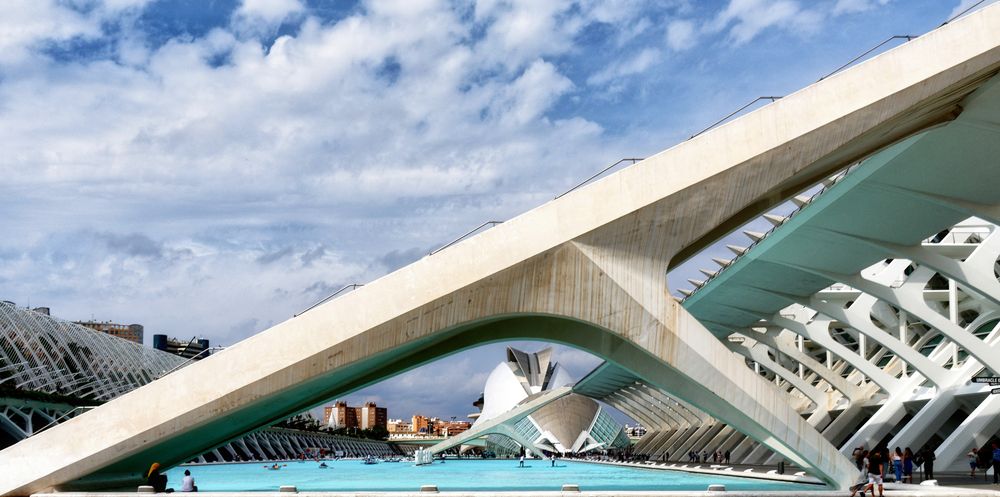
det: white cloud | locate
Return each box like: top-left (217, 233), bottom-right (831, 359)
top-left (947, 0), bottom-right (1000, 20)
top-left (0, 1), bottom-right (100, 65)
top-left (832, 0), bottom-right (890, 15)
top-left (498, 59), bottom-right (575, 125)
top-left (235, 0), bottom-right (305, 25)
top-left (0, 0), bottom-right (629, 352)
top-left (708, 0), bottom-right (822, 45)
top-left (587, 47), bottom-right (661, 86)
top-left (665, 19), bottom-right (697, 51)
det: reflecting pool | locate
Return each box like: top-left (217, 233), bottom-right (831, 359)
top-left (164, 459), bottom-right (823, 492)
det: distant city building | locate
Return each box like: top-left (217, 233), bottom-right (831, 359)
top-left (152, 334), bottom-right (211, 359)
top-left (386, 419), bottom-right (411, 433)
top-left (76, 320), bottom-right (144, 344)
top-left (470, 346), bottom-right (629, 455)
top-left (437, 420), bottom-right (471, 437)
top-left (411, 414), bottom-right (432, 434)
top-left (324, 401), bottom-right (387, 430)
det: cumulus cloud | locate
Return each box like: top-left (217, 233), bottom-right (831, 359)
top-left (587, 47), bottom-right (661, 87)
top-left (832, 0), bottom-right (891, 15)
top-left (947, 0), bottom-right (1000, 19)
top-left (232, 0), bottom-right (306, 35)
top-left (665, 19), bottom-right (697, 51)
top-left (0, 0), bottom-right (640, 353)
top-left (709, 0), bottom-right (823, 45)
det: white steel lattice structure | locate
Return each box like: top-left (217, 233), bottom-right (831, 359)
top-left (0, 302), bottom-right (187, 402)
top-left (681, 174), bottom-right (1000, 472)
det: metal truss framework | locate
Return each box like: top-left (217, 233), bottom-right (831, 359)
top-left (0, 305), bottom-right (398, 463)
top-left (0, 303), bottom-right (186, 402)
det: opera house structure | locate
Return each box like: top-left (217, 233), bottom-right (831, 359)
top-left (464, 347), bottom-right (629, 456)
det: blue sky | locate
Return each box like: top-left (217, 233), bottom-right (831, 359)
top-left (0, 0), bottom-right (994, 423)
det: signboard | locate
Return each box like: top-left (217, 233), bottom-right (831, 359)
top-left (992, 388), bottom-right (1000, 395)
top-left (971, 376), bottom-right (1000, 384)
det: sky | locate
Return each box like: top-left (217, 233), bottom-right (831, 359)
top-left (1, 0), bottom-right (996, 424)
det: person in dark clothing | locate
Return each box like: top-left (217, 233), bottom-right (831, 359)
top-left (146, 462), bottom-right (173, 493)
top-left (992, 442), bottom-right (1000, 485)
top-left (852, 447), bottom-right (865, 470)
top-left (922, 447), bottom-right (935, 480)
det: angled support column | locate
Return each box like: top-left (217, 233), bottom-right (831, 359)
top-left (935, 393), bottom-right (1000, 470)
top-left (729, 340), bottom-right (826, 409)
top-left (753, 330), bottom-right (862, 401)
top-left (573, 242), bottom-right (856, 486)
top-left (807, 295), bottom-right (948, 386)
top-left (770, 314), bottom-right (898, 392)
top-left (605, 391), bottom-right (674, 431)
top-left (426, 386), bottom-right (571, 456)
top-left (778, 233), bottom-right (1000, 374)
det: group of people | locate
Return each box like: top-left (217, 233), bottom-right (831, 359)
top-left (849, 446), bottom-right (932, 497)
top-left (850, 442), bottom-right (1000, 497)
top-left (967, 442), bottom-right (1000, 484)
top-left (145, 463), bottom-right (197, 493)
top-left (685, 449), bottom-right (730, 464)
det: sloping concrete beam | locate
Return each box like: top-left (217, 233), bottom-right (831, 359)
top-left (427, 386), bottom-right (571, 456)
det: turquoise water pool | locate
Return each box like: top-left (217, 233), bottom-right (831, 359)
top-left (164, 459), bottom-right (822, 492)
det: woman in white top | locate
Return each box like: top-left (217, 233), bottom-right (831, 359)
top-left (968, 447), bottom-right (978, 477)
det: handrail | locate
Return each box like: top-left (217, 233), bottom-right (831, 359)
top-left (941, 0), bottom-right (988, 26)
top-left (555, 158), bottom-right (645, 199)
top-left (818, 35), bottom-right (915, 81)
top-left (155, 346), bottom-right (226, 379)
top-left (295, 284), bottom-right (364, 317)
top-left (428, 221), bottom-right (504, 255)
top-left (30, 406), bottom-right (98, 436)
top-left (690, 97), bottom-right (782, 139)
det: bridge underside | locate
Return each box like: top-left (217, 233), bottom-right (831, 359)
top-left (678, 70), bottom-right (1000, 471)
top-left (2, 5), bottom-right (1000, 495)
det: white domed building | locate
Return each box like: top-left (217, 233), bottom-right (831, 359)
top-left (470, 347), bottom-right (629, 456)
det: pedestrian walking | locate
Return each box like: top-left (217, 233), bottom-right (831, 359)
top-left (992, 442), bottom-right (1000, 485)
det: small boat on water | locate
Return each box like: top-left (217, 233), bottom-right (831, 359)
top-left (383, 457), bottom-right (402, 463)
top-left (362, 456), bottom-right (378, 465)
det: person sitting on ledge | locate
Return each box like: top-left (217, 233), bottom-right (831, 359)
top-left (146, 462), bottom-right (173, 493)
top-left (180, 469), bottom-right (197, 492)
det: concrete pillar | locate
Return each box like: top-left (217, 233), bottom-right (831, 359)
top-left (899, 309), bottom-right (908, 377)
top-left (948, 279), bottom-right (959, 367)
